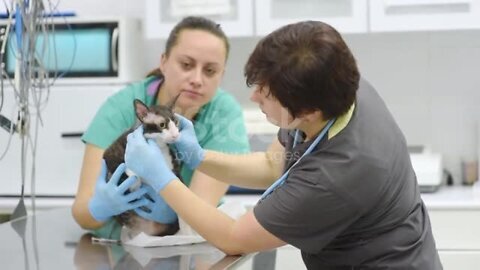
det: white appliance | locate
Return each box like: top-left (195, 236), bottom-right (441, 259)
top-left (0, 17), bottom-right (144, 211)
top-left (409, 146), bottom-right (443, 193)
top-left (242, 111), bottom-right (445, 193)
top-left (1, 17), bottom-right (144, 85)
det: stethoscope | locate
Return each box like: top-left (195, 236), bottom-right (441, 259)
top-left (260, 118), bottom-right (336, 200)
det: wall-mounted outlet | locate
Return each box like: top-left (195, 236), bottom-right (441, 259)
top-left (0, 114), bottom-right (16, 133)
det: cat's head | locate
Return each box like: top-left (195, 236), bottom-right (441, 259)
top-left (133, 96), bottom-right (180, 143)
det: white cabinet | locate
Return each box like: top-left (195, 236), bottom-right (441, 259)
top-left (429, 210), bottom-right (480, 269)
top-left (144, 0), bottom-right (254, 39)
top-left (438, 251), bottom-right (480, 270)
top-left (422, 187), bottom-right (480, 269)
top-left (254, 0), bottom-right (368, 36)
top-left (0, 84), bottom-right (118, 196)
top-left (369, 0), bottom-right (480, 32)
top-left (144, 0), bottom-right (480, 39)
top-left (429, 209), bottom-right (480, 250)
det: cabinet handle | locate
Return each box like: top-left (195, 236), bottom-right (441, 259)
top-left (61, 132), bottom-right (83, 138)
top-left (386, 0), bottom-right (471, 8)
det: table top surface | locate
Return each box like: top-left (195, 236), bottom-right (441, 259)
top-left (0, 207), bottom-right (271, 270)
top-left (2, 185), bottom-right (480, 213)
top-left (420, 185), bottom-right (480, 209)
top-left (225, 185), bottom-right (480, 210)
top-left (2, 185), bottom-right (480, 269)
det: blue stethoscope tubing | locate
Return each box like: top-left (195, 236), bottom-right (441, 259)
top-left (260, 119), bottom-right (336, 199)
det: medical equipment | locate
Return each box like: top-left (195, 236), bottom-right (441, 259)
top-left (1, 17), bottom-right (143, 85)
top-left (91, 237), bottom-right (121, 245)
top-left (0, 114), bottom-right (15, 133)
top-left (261, 119), bottom-right (336, 199)
top-left (409, 146), bottom-right (443, 193)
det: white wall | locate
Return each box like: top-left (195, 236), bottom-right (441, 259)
top-left (55, 0), bottom-right (480, 184)
top-left (218, 32), bottom-right (480, 184)
top-left (346, 31), bottom-right (480, 184)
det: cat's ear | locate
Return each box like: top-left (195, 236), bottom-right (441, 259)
top-left (134, 99), bottom-right (149, 123)
top-left (166, 93), bottom-right (181, 110)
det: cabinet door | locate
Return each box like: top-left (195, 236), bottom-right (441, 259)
top-left (370, 0), bottom-right (480, 32)
top-left (255, 0), bottom-right (368, 36)
top-left (439, 250), bottom-right (480, 270)
top-left (0, 85), bottom-right (118, 196)
top-left (429, 209), bottom-right (480, 249)
top-left (144, 0), bottom-right (254, 39)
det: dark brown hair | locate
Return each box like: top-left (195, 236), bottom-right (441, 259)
top-left (147, 16), bottom-right (230, 78)
top-left (244, 21), bottom-right (359, 119)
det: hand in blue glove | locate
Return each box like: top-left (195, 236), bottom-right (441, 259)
top-left (134, 184), bottom-right (178, 224)
top-left (88, 160), bottom-right (149, 222)
top-left (173, 114), bottom-right (205, 169)
top-left (125, 126), bottom-right (177, 193)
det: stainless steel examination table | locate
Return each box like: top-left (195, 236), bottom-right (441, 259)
top-left (0, 207), bottom-right (297, 270)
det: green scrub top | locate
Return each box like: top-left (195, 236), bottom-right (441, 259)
top-left (85, 76), bottom-right (250, 244)
top-left (82, 76), bottom-right (250, 186)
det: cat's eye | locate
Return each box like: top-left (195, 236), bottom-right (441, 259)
top-left (159, 122), bottom-right (166, 128)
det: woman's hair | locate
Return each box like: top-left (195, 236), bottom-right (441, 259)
top-left (147, 16), bottom-right (230, 78)
top-left (244, 21), bottom-right (360, 119)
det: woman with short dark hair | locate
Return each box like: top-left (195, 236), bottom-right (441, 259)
top-left (125, 20), bottom-right (442, 270)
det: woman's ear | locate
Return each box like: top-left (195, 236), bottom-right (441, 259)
top-left (301, 110), bottom-right (324, 123)
top-left (220, 67), bottom-right (226, 78)
top-left (159, 53), bottom-right (167, 73)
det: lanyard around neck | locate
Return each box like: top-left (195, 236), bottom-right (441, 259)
top-left (260, 119), bottom-right (336, 200)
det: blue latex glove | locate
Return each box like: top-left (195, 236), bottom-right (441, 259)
top-left (125, 126), bottom-right (177, 193)
top-left (134, 184), bottom-right (178, 224)
top-left (88, 160), bottom-right (149, 222)
top-left (172, 114), bottom-right (205, 169)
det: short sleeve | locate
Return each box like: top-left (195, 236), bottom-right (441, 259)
top-left (179, 90), bottom-right (250, 186)
top-left (195, 90), bottom-right (250, 154)
top-left (253, 162), bottom-right (362, 254)
top-left (81, 81), bottom-right (149, 149)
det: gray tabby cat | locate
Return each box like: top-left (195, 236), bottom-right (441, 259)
top-left (103, 96), bottom-right (182, 236)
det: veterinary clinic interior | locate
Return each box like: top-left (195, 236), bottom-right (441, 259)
top-left (0, 0), bottom-right (479, 269)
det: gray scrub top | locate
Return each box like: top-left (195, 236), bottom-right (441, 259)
top-left (253, 79), bottom-right (443, 270)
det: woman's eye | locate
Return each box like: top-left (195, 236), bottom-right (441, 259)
top-left (181, 62), bottom-right (191, 69)
top-left (205, 68), bottom-right (216, 76)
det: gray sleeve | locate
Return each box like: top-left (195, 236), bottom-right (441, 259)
top-left (253, 165), bottom-right (362, 254)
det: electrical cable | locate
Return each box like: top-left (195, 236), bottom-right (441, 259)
top-left (0, 0), bottom-right (77, 222)
top-left (1, 0), bottom-right (74, 221)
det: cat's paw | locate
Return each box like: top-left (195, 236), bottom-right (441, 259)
top-left (125, 169), bottom-right (141, 191)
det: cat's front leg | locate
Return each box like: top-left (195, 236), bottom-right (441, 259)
top-left (125, 169), bottom-right (142, 191)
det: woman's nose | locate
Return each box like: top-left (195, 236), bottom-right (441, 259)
top-left (250, 88), bottom-right (261, 103)
top-left (190, 68), bottom-right (203, 87)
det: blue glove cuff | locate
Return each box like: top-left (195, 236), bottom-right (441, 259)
top-left (188, 147), bottom-right (205, 170)
top-left (149, 170), bottom-right (178, 193)
top-left (88, 198), bottom-right (111, 222)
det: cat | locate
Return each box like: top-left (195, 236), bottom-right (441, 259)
top-left (102, 95), bottom-right (182, 236)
